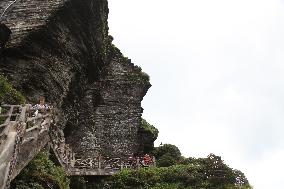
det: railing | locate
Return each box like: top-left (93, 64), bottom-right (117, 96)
top-left (73, 155), bottom-right (155, 170)
top-left (0, 105), bottom-right (27, 189)
top-left (49, 118), bottom-right (156, 175)
top-left (49, 127), bottom-right (156, 175)
top-left (0, 104), bottom-right (52, 189)
top-left (0, 103), bottom-right (156, 187)
top-left (0, 105), bottom-right (21, 140)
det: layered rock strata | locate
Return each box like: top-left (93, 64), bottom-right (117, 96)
top-left (0, 0), bottom-right (151, 158)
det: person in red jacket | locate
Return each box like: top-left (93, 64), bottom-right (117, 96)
top-left (143, 154), bottom-right (152, 166)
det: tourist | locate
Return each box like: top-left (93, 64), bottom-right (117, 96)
top-left (143, 154), bottom-right (152, 166)
top-left (128, 154), bottom-right (136, 168)
top-left (32, 96), bottom-right (49, 116)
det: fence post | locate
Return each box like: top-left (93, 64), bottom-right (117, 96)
top-left (153, 156), bottom-right (156, 167)
top-left (120, 159), bottom-right (123, 170)
top-left (98, 155), bottom-right (101, 169)
top-left (137, 158), bottom-right (140, 168)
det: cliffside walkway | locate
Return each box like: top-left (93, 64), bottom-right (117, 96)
top-left (0, 104), bottom-right (155, 189)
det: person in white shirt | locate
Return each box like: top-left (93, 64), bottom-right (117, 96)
top-left (32, 96), bottom-right (49, 116)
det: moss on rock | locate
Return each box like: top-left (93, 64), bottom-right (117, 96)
top-left (0, 74), bottom-right (25, 104)
top-left (141, 119), bottom-right (158, 138)
top-left (138, 119), bottom-right (159, 154)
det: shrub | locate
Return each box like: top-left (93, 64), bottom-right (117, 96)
top-left (153, 144), bottom-right (182, 167)
top-left (11, 152), bottom-right (70, 189)
top-left (0, 75), bottom-right (25, 104)
top-left (141, 119), bottom-right (159, 138)
top-left (156, 153), bottom-right (177, 167)
top-left (101, 164), bottom-right (252, 189)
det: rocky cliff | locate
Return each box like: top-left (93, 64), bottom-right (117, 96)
top-left (0, 0), bottom-right (151, 158)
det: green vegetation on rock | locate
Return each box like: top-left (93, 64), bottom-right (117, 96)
top-left (152, 144), bottom-right (182, 167)
top-left (139, 119), bottom-right (159, 154)
top-left (126, 72), bottom-right (150, 85)
top-left (0, 74), bottom-right (25, 124)
top-left (0, 74), bottom-right (25, 104)
top-left (141, 119), bottom-right (159, 139)
top-left (11, 152), bottom-right (70, 189)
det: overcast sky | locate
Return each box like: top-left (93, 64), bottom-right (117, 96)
top-left (108, 0), bottom-right (284, 188)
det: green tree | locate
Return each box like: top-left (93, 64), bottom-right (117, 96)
top-left (153, 144), bottom-right (182, 167)
top-left (233, 169), bottom-right (250, 186)
top-left (203, 153), bottom-right (236, 187)
top-left (156, 153), bottom-right (177, 167)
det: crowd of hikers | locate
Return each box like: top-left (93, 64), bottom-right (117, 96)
top-left (128, 154), bottom-right (155, 167)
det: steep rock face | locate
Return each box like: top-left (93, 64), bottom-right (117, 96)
top-left (0, 0), bottom-right (151, 157)
top-left (64, 56), bottom-right (150, 157)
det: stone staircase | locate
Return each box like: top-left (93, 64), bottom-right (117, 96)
top-left (0, 104), bottom-right (52, 189)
